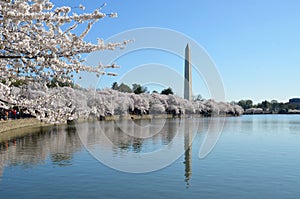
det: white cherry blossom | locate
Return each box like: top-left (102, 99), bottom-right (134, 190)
top-left (0, 0), bottom-right (129, 84)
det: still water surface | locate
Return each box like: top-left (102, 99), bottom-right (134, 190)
top-left (1, 115), bottom-right (300, 198)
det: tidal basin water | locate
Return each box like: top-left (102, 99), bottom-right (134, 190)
top-left (1, 115), bottom-right (300, 198)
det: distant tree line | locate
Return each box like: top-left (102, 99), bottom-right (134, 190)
top-left (111, 82), bottom-right (174, 95)
top-left (235, 99), bottom-right (299, 114)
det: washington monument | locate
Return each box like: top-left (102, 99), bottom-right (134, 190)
top-left (184, 43), bottom-right (192, 101)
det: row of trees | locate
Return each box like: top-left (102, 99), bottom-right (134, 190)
top-left (0, 1), bottom-right (244, 124)
top-left (111, 82), bottom-right (174, 95)
top-left (236, 99), bottom-right (296, 114)
top-left (0, 80), bottom-right (244, 123)
top-left (0, 0), bottom-right (130, 119)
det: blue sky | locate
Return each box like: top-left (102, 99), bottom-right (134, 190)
top-left (53, 0), bottom-right (300, 103)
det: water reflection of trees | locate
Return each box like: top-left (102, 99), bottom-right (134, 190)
top-left (0, 119), bottom-right (186, 173)
top-left (51, 153), bottom-right (72, 167)
top-left (0, 118), bottom-right (199, 188)
top-left (0, 125), bottom-right (82, 175)
top-left (78, 119), bottom-right (181, 153)
top-left (78, 118), bottom-right (196, 187)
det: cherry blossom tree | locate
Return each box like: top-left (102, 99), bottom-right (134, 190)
top-left (0, 1), bottom-right (244, 123)
top-left (0, 80), bottom-right (244, 123)
top-left (0, 0), bottom-right (128, 85)
top-left (0, 0), bottom-right (131, 120)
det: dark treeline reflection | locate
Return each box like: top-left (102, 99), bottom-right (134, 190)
top-left (77, 118), bottom-right (198, 186)
top-left (99, 119), bottom-right (180, 153)
top-left (1, 118), bottom-right (202, 186)
top-left (0, 125), bottom-right (82, 171)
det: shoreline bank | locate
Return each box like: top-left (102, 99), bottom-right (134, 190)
top-left (0, 113), bottom-right (238, 143)
top-left (0, 118), bottom-right (53, 143)
top-left (0, 118), bottom-right (52, 133)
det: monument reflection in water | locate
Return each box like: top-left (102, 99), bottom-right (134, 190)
top-left (76, 118), bottom-right (199, 175)
top-left (0, 118), bottom-right (200, 186)
top-left (3, 115), bottom-right (300, 198)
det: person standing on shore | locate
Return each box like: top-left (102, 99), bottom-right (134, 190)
top-left (5, 110), bottom-right (8, 120)
top-left (12, 109), bottom-right (17, 119)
